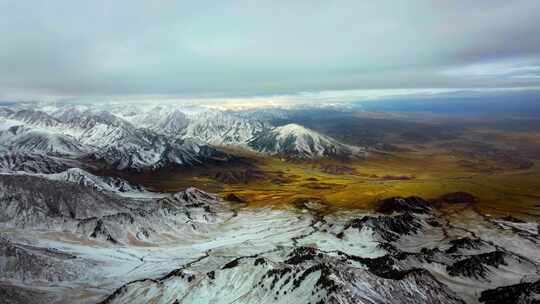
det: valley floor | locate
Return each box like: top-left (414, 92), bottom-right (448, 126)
top-left (121, 142), bottom-right (540, 220)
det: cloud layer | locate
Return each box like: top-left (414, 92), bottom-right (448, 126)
top-left (1, 0), bottom-right (540, 99)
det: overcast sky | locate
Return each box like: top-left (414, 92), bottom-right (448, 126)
top-left (1, 0), bottom-right (540, 101)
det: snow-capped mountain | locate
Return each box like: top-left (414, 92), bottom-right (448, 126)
top-left (124, 106), bottom-right (190, 136)
top-left (7, 109), bottom-right (62, 128)
top-left (51, 107), bottom-right (150, 147)
top-left (249, 123), bottom-right (362, 158)
top-left (0, 103), bottom-right (366, 175)
top-left (155, 109), bottom-right (189, 136)
top-left (113, 105), bottom-right (357, 157)
top-left (0, 107), bottom-right (236, 171)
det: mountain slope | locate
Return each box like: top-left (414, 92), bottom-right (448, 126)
top-left (181, 110), bottom-right (265, 146)
top-left (0, 174), bottom-right (228, 242)
top-left (249, 123), bottom-right (361, 158)
top-left (0, 121), bottom-right (90, 156)
top-left (0, 151), bottom-right (77, 174)
top-left (45, 168), bottom-right (149, 196)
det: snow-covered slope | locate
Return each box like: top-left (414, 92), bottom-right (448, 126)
top-left (45, 168), bottom-right (149, 196)
top-left (180, 110), bottom-right (266, 146)
top-left (249, 123), bottom-right (361, 158)
top-left (0, 174), bottom-right (539, 303)
top-left (102, 247), bottom-right (465, 304)
top-left (98, 196), bottom-right (540, 304)
top-left (125, 106), bottom-right (189, 136)
top-left (0, 151), bottom-right (77, 173)
top-left (0, 174), bottom-right (228, 240)
top-left (7, 109), bottom-right (62, 128)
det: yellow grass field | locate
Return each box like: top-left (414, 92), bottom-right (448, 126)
top-left (128, 140), bottom-right (540, 219)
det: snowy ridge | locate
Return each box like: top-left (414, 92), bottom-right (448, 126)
top-left (0, 175), bottom-right (539, 303)
top-left (0, 174), bottom-right (229, 240)
top-left (124, 106), bottom-right (189, 136)
top-left (1, 104), bottom-right (364, 162)
top-left (44, 168), bottom-right (150, 197)
top-left (0, 151), bottom-right (77, 174)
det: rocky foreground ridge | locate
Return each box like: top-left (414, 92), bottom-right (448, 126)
top-left (0, 173), bottom-right (539, 303)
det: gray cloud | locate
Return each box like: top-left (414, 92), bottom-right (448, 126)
top-left (1, 0), bottom-right (540, 99)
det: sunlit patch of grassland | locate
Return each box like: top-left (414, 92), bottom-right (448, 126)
top-left (217, 146), bottom-right (540, 217)
top-left (124, 140), bottom-right (540, 218)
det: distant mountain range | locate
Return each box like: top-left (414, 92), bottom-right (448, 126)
top-left (0, 104), bottom-right (365, 173)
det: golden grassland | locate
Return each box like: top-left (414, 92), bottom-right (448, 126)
top-left (239, 153), bottom-right (539, 216)
top-left (130, 140), bottom-right (540, 219)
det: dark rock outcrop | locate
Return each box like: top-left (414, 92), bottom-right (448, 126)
top-left (345, 213), bottom-right (425, 242)
top-left (224, 193), bottom-right (247, 203)
top-left (445, 238), bottom-right (486, 254)
top-left (319, 164), bottom-right (356, 175)
top-left (436, 192), bottom-right (477, 205)
top-left (447, 251), bottom-right (507, 280)
top-left (209, 168), bottom-right (268, 184)
top-left (376, 196), bottom-right (431, 214)
top-left (479, 280), bottom-right (540, 304)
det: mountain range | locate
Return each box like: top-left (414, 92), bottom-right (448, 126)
top-left (0, 104), bottom-right (365, 174)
